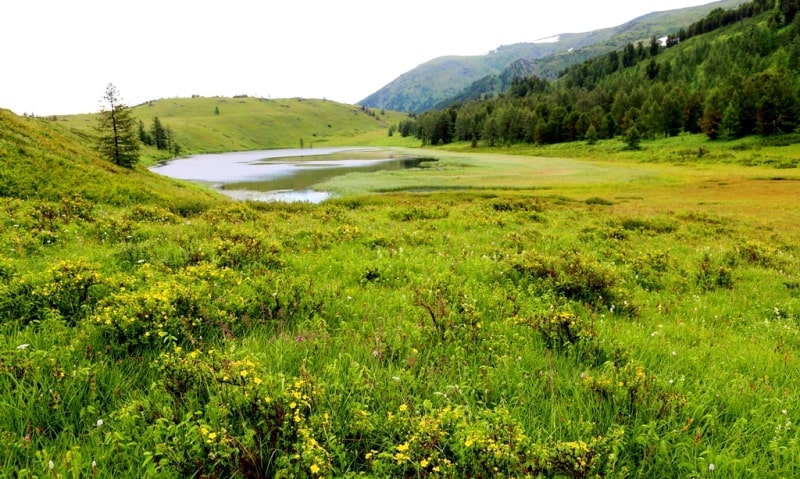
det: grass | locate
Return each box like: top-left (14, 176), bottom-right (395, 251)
top-left (57, 96), bottom-right (412, 163)
top-left (442, 132), bottom-right (800, 169)
top-left (1, 108), bottom-right (800, 477)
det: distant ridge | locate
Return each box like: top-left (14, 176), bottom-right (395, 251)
top-left (359, 0), bottom-right (741, 113)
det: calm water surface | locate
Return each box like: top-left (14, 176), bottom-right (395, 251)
top-left (150, 147), bottom-right (432, 202)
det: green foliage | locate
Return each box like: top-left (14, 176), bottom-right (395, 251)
top-left (96, 84), bottom-right (140, 168)
top-left (2, 108), bottom-right (800, 478)
top-left (510, 251), bottom-right (629, 310)
top-left (388, 203), bottom-right (449, 221)
top-left (361, 0), bottom-right (743, 113)
top-left (585, 124), bottom-right (599, 145)
top-left (409, 2), bottom-right (800, 149)
top-left (624, 126), bottom-right (642, 150)
top-left (0, 109), bottom-right (221, 209)
top-left (695, 252), bottom-right (735, 290)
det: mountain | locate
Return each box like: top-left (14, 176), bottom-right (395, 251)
top-left (359, 0), bottom-right (742, 113)
top-left (409, 0), bottom-right (799, 147)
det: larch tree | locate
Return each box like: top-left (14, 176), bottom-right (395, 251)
top-left (96, 83), bottom-right (140, 168)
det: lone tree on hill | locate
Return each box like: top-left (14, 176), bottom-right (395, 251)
top-left (96, 83), bottom-right (139, 168)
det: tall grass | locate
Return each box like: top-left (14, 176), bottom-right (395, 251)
top-left (1, 186), bottom-right (798, 477)
top-left (2, 109), bottom-right (800, 477)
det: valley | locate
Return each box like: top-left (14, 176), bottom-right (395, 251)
top-left (2, 0), bottom-right (800, 477)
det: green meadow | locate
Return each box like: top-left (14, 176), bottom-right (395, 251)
top-left (57, 97), bottom-right (415, 164)
top-left (2, 106), bottom-right (800, 478)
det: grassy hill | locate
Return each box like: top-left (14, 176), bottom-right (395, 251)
top-left (0, 108), bottom-right (222, 211)
top-left (58, 96), bottom-right (412, 158)
top-left (360, 0), bottom-right (741, 113)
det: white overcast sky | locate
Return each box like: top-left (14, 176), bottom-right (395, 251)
top-left (2, 0), bottom-right (718, 115)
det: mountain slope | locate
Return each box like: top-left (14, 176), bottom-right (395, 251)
top-left (360, 0), bottom-right (742, 113)
top-left (409, 0), bottom-right (799, 148)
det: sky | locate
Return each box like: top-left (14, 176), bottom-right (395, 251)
top-left (2, 0), bottom-right (720, 116)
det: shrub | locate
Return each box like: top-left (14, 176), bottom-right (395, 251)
top-left (490, 197), bottom-right (543, 212)
top-left (91, 264), bottom-right (237, 353)
top-left (695, 252), bottom-right (734, 290)
top-left (154, 350), bottom-right (335, 478)
top-left (413, 277), bottom-right (482, 341)
top-left (632, 249), bottom-right (676, 291)
top-left (585, 197), bottom-right (614, 206)
top-left (510, 251), bottom-right (627, 308)
top-left (124, 204), bottom-right (180, 224)
top-left (389, 204), bottom-right (449, 222)
top-left (619, 217), bottom-right (677, 234)
top-left (534, 310), bottom-right (598, 353)
top-left (0, 260), bottom-right (105, 326)
top-left (735, 240), bottom-right (784, 268)
top-left (214, 227), bottom-right (285, 270)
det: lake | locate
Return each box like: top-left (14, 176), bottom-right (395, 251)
top-left (150, 147), bottom-right (433, 202)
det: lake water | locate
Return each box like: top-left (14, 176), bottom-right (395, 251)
top-left (150, 147), bottom-right (432, 203)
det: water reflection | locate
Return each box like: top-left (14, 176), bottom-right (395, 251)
top-left (150, 148), bottom-right (434, 203)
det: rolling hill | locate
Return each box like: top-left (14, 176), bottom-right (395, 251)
top-left (58, 96), bottom-right (411, 156)
top-left (0, 108), bottom-right (222, 211)
top-left (359, 0), bottom-right (742, 113)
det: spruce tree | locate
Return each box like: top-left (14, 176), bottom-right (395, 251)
top-left (96, 83), bottom-right (140, 168)
top-left (585, 124), bottom-right (598, 145)
top-left (624, 126), bottom-right (642, 150)
top-left (151, 117), bottom-right (167, 150)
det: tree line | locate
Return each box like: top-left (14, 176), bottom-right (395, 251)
top-left (138, 117), bottom-right (182, 157)
top-left (397, 0), bottom-right (800, 147)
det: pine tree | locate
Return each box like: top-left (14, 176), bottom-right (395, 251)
top-left (96, 83), bottom-right (139, 168)
top-left (585, 124), bottom-right (598, 145)
top-left (624, 126), bottom-right (642, 150)
top-left (700, 89), bottom-right (725, 140)
top-left (138, 120), bottom-right (152, 146)
top-left (151, 117), bottom-right (168, 150)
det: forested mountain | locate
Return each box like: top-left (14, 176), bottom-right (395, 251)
top-left (403, 0), bottom-right (800, 147)
top-left (360, 0), bottom-right (741, 113)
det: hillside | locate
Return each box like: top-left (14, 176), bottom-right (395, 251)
top-left (59, 96), bottom-right (409, 156)
top-left (0, 108), bottom-right (223, 211)
top-left (359, 0), bottom-right (741, 113)
top-left (406, 0), bottom-right (799, 150)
